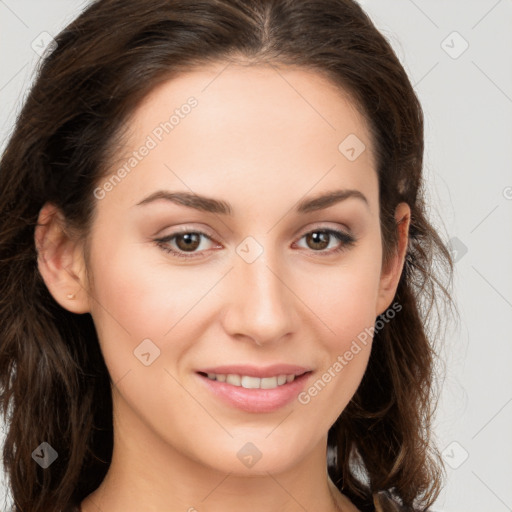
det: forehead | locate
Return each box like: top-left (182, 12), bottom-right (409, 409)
top-left (97, 62), bottom-right (377, 215)
top-left (133, 62), bottom-right (371, 143)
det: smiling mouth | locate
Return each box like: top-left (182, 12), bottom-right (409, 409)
top-left (197, 371), bottom-right (309, 390)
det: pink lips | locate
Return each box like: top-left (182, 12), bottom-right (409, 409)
top-left (195, 364), bottom-right (312, 413)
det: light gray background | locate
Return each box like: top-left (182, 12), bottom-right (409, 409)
top-left (1, 1), bottom-right (511, 511)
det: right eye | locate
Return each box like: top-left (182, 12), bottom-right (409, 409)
top-left (154, 229), bottom-right (221, 259)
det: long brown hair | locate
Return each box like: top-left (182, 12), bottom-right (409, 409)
top-left (0, 1), bottom-right (454, 511)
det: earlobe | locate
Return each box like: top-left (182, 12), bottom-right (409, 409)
top-left (375, 202), bottom-right (411, 317)
top-left (34, 203), bottom-right (90, 314)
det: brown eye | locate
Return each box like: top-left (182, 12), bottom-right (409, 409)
top-left (174, 233), bottom-right (202, 252)
top-left (296, 228), bottom-right (356, 255)
top-left (305, 231), bottom-right (331, 251)
top-left (155, 227), bottom-right (356, 260)
top-left (155, 230), bottom-right (218, 259)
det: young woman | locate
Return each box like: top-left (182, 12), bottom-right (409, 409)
top-left (0, 1), bottom-right (454, 511)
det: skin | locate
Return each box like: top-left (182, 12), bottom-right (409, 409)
top-left (35, 62), bottom-right (410, 512)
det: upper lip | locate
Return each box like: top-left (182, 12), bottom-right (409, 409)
top-left (196, 364), bottom-right (311, 378)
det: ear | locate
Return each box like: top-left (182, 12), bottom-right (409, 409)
top-left (34, 202), bottom-right (91, 314)
top-left (375, 202), bottom-right (411, 316)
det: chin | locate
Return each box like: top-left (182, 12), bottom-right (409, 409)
top-left (191, 433), bottom-right (313, 476)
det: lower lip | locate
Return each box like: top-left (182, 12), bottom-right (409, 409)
top-left (196, 372), bottom-right (311, 413)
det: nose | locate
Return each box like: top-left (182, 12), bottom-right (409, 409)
top-left (221, 246), bottom-right (298, 347)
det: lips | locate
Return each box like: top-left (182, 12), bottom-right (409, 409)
top-left (195, 364), bottom-right (312, 413)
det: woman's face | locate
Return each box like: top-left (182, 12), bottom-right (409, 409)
top-left (63, 63), bottom-right (406, 476)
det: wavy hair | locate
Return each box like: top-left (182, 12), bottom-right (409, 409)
top-left (0, 1), bottom-right (454, 511)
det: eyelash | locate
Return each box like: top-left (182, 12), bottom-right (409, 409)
top-left (154, 226), bottom-right (356, 260)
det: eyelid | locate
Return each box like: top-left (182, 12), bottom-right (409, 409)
top-left (157, 224), bottom-right (220, 243)
top-left (297, 221), bottom-right (352, 237)
top-left (157, 221), bottom-right (351, 243)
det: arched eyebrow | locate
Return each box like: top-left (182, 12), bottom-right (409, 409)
top-left (134, 188), bottom-right (369, 215)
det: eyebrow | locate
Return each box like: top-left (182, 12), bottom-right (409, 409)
top-left (134, 188), bottom-right (369, 215)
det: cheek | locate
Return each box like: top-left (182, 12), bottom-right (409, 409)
top-left (306, 254), bottom-right (382, 344)
top-left (89, 233), bottom-right (212, 331)
top-left (86, 232), bottom-right (207, 380)
top-left (295, 251), bottom-right (381, 408)
top-left (86, 227), bottom-right (237, 393)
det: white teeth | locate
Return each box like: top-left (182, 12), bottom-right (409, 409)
top-left (226, 374), bottom-right (241, 386)
top-left (260, 376), bottom-right (278, 389)
top-left (204, 372), bottom-right (297, 389)
top-left (241, 376), bottom-right (261, 389)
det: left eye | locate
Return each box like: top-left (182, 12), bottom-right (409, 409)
top-left (294, 229), bottom-right (355, 253)
top-left (154, 227), bottom-right (356, 259)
